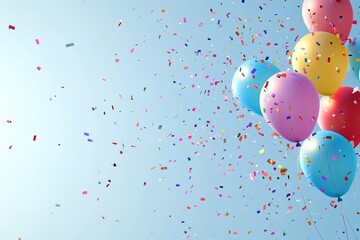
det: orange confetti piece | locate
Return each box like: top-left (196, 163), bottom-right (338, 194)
top-left (271, 132), bottom-right (280, 137)
top-left (236, 114), bottom-right (244, 119)
top-left (280, 168), bottom-right (288, 176)
top-left (267, 159), bottom-right (276, 165)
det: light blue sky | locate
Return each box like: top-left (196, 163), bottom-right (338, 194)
top-left (0, 0), bottom-right (359, 239)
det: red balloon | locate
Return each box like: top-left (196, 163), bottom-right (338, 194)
top-left (302, 0), bottom-right (353, 41)
top-left (318, 86), bottom-right (360, 147)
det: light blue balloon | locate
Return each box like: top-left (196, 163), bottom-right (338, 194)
top-left (300, 131), bottom-right (357, 199)
top-left (347, 40), bottom-right (360, 80)
top-left (232, 60), bottom-right (280, 116)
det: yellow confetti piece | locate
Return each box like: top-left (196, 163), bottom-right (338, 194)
top-left (259, 149), bottom-right (265, 154)
top-left (297, 173), bottom-right (302, 180)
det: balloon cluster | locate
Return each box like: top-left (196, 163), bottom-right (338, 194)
top-left (232, 0), bottom-right (359, 201)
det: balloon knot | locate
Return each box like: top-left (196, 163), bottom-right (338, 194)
top-left (296, 142), bottom-right (301, 147)
top-left (337, 197), bottom-right (343, 202)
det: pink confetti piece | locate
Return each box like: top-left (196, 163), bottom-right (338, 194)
top-left (36, 66), bottom-right (41, 71)
top-left (82, 191), bottom-right (88, 195)
top-left (183, 17), bottom-right (187, 23)
top-left (249, 173), bottom-right (254, 180)
top-left (35, 39), bottom-right (40, 45)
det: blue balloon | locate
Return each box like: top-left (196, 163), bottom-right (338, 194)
top-left (232, 60), bottom-right (279, 116)
top-left (347, 40), bottom-right (360, 80)
top-left (300, 131), bottom-right (357, 199)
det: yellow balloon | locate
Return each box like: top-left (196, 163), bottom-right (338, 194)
top-left (292, 32), bottom-right (348, 96)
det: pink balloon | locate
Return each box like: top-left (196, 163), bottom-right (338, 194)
top-left (260, 71), bottom-right (319, 142)
top-left (302, 0), bottom-right (353, 40)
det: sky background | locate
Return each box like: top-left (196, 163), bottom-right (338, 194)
top-left (0, 0), bottom-right (359, 239)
